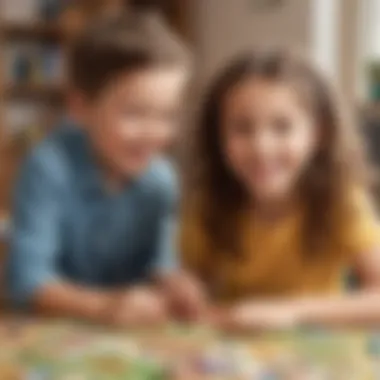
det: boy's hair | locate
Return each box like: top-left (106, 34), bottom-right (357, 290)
top-left (69, 11), bottom-right (190, 97)
top-left (189, 48), bottom-right (369, 259)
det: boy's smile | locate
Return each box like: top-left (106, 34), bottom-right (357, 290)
top-left (72, 67), bottom-right (188, 183)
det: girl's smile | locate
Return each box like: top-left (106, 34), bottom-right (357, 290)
top-left (222, 77), bottom-right (318, 203)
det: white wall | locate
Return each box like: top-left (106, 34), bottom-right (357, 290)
top-left (356, 0), bottom-right (380, 101)
top-left (191, 0), bottom-right (362, 103)
top-left (311, 0), bottom-right (340, 79)
top-left (193, 0), bottom-right (314, 82)
top-left (365, 0), bottom-right (380, 59)
top-left (339, 0), bottom-right (361, 105)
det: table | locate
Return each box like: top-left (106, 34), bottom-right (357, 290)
top-left (1, 315), bottom-right (380, 379)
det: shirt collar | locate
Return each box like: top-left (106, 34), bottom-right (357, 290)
top-left (61, 123), bottom-right (104, 199)
top-left (66, 123), bottom-right (143, 199)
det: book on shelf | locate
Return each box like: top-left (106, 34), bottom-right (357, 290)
top-left (4, 100), bottom-right (63, 147)
top-left (0, 0), bottom-right (65, 24)
top-left (4, 42), bottom-right (65, 86)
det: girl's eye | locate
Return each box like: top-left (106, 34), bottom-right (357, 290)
top-left (230, 117), bottom-right (254, 135)
top-left (272, 116), bottom-right (292, 135)
top-left (160, 110), bottom-right (178, 125)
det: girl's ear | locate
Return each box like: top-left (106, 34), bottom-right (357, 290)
top-left (314, 121), bottom-right (330, 155)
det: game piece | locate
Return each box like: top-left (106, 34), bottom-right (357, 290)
top-left (0, 364), bottom-right (25, 380)
top-left (367, 333), bottom-right (380, 357)
top-left (24, 368), bottom-right (51, 380)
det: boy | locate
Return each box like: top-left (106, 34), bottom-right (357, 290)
top-left (6, 12), bottom-right (203, 326)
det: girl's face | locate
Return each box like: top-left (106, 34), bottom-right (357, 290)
top-left (221, 78), bottom-right (319, 204)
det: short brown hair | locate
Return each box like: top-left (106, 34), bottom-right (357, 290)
top-left (69, 11), bottom-right (190, 97)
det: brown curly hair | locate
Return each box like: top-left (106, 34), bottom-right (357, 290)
top-left (186, 49), bottom-right (369, 259)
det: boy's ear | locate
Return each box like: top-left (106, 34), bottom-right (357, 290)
top-left (67, 89), bottom-right (90, 127)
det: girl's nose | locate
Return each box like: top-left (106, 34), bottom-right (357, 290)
top-left (249, 129), bottom-right (276, 155)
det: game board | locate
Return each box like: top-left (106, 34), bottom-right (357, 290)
top-left (1, 316), bottom-right (380, 379)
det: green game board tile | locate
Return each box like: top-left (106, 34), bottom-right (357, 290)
top-left (4, 320), bottom-right (380, 379)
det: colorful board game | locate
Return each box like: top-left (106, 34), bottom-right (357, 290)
top-left (1, 316), bottom-right (380, 379)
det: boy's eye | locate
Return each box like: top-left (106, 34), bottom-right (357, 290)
top-left (121, 106), bottom-right (147, 119)
top-left (120, 106), bottom-right (178, 126)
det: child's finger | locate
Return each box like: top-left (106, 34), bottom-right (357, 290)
top-left (205, 306), bottom-right (232, 328)
top-left (170, 288), bottom-right (207, 322)
top-left (185, 294), bottom-right (207, 320)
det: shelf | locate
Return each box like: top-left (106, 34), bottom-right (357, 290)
top-left (0, 216), bottom-right (11, 243)
top-left (4, 83), bottom-right (65, 100)
top-left (0, 22), bottom-right (65, 40)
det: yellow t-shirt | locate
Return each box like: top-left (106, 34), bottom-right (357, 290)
top-left (179, 191), bottom-right (380, 301)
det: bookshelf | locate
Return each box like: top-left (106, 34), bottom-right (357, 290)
top-left (1, 22), bottom-right (64, 39)
top-left (0, 0), bottom-right (191, 255)
top-left (0, 0), bottom-right (130, 259)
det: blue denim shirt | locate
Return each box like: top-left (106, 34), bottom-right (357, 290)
top-left (6, 124), bottom-right (177, 306)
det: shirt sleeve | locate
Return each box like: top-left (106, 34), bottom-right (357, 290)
top-left (337, 188), bottom-right (380, 256)
top-left (6, 146), bottom-right (65, 307)
top-left (149, 161), bottom-right (179, 275)
top-left (178, 198), bottom-right (210, 277)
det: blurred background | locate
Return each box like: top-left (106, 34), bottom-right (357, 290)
top-left (0, 0), bottom-right (380, 257)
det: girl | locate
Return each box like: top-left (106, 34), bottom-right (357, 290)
top-left (180, 49), bottom-right (380, 330)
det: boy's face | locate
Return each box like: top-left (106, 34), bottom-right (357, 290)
top-left (71, 67), bottom-right (187, 178)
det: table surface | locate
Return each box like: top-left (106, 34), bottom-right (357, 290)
top-left (1, 315), bottom-right (380, 379)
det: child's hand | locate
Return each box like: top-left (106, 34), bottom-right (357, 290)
top-left (107, 286), bottom-right (168, 327)
top-left (212, 301), bottom-right (300, 332)
top-left (160, 272), bottom-right (207, 322)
